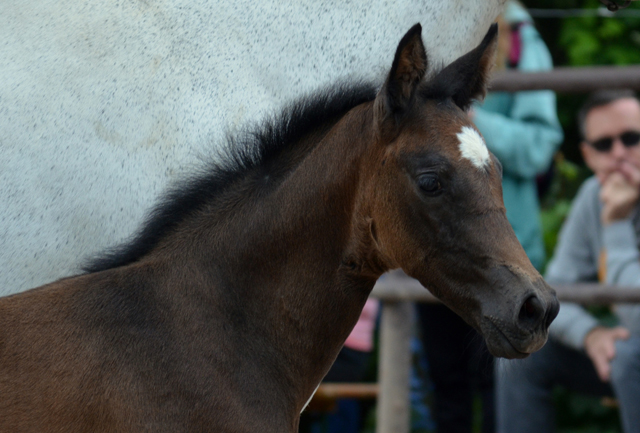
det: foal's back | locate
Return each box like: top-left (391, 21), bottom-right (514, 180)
top-left (0, 267), bottom-right (283, 433)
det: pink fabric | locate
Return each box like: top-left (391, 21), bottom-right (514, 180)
top-left (509, 22), bottom-right (525, 67)
top-left (344, 298), bottom-right (380, 352)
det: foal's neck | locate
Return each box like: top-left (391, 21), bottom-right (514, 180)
top-left (167, 103), bottom-right (381, 411)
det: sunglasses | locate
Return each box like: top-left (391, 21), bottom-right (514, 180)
top-left (588, 131), bottom-right (640, 153)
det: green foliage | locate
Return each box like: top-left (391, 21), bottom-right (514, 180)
top-left (558, 0), bottom-right (640, 66)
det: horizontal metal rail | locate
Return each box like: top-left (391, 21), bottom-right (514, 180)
top-left (489, 65), bottom-right (640, 93)
top-left (372, 272), bottom-right (640, 304)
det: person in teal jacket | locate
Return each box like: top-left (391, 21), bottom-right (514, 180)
top-left (472, 1), bottom-right (564, 270)
top-left (416, 2), bottom-right (563, 432)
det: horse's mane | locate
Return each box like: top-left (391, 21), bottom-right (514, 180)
top-left (83, 82), bottom-right (378, 274)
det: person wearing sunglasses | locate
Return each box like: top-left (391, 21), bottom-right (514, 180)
top-left (496, 89), bottom-right (640, 433)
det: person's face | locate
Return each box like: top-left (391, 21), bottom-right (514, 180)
top-left (581, 98), bottom-right (640, 183)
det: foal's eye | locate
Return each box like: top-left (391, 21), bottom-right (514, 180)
top-left (418, 175), bottom-right (442, 195)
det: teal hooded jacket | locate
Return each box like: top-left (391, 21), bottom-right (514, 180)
top-left (472, 2), bottom-right (564, 270)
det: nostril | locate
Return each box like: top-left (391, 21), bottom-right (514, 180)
top-left (523, 298), bottom-right (535, 316)
top-left (518, 295), bottom-right (544, 329)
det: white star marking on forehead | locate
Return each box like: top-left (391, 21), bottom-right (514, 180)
top-left (457, 126), bottom-right (490, 169)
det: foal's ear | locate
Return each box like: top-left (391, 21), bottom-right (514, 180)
top-left (375, 24), bottom-right (427, 126)
top-left (425, 24), bottom-right (498, 111)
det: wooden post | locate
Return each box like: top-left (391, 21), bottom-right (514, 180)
top-left (376, 300), bottom-right (413, 433)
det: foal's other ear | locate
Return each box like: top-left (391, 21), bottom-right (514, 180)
top-left (375, 24), bottom-right (427, 128)
top-left (425, 24), bottom-right (498, 111)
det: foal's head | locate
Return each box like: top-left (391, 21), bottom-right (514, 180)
top-left (363, 24), bottom-right (558, 358)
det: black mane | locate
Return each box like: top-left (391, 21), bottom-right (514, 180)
top-left (83, 82), bottom-right (378, 273)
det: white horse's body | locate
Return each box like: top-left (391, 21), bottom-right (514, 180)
top-left (1, 0), bottom-right (506, 294)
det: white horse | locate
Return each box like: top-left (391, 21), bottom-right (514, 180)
top-left (1, 0), bottom-right (506, 294)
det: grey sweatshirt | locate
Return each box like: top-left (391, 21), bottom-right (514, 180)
top-left (545, 176), bottom-right (640, 350)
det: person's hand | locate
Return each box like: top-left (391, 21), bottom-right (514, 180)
top-left (584, 326), bottom-right (630, 382)
top-left (600, 161), bottom-right (640, 225)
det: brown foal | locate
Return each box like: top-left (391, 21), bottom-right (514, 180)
top-left (0, 24), bottom-right (558, 432)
